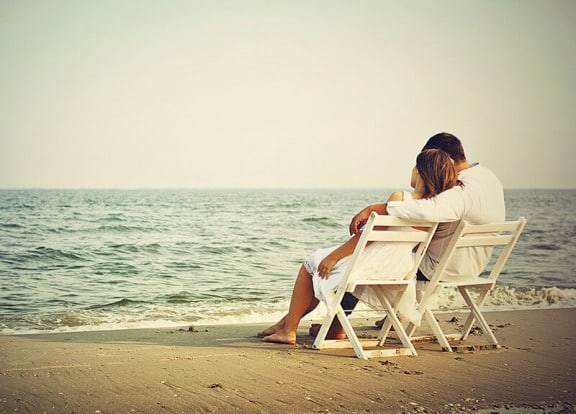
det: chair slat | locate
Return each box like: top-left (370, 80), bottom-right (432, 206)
top-left (455, 234), bottom-right (513, 247)
top-left (462, 222), bottom-right (521, 233)
top-left (365, 232), bottom-right (432, 243)
top-left (370, 216), bottom-right (437, 227)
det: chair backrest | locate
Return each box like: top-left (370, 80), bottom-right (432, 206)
top-left (335, 212), bottom-right (438, 295)
top-left (419, 217), bottom-right (527, 305)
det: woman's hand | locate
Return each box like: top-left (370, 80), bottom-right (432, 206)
top-left (318, 255), bottom-right (339, 279)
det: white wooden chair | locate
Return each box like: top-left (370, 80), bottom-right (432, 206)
top-left (312, 212), bottom-right (438, 359)
top-left (408, 217), bottom-right (527, 352)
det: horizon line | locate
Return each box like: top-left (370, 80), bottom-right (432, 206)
top-left (1, 186), bottom-right (575, 191)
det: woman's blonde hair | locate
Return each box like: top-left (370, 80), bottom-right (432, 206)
top-left (416, 149), bottom-right (459, 199)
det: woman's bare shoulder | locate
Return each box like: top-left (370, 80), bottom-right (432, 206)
top-left (386, 191), bottom-right (406, 202)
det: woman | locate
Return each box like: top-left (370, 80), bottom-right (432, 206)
top-left (259, 149), bottom-right (459, 345)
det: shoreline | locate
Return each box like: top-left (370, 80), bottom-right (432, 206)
top-left (4, 301), bottom-right (576, 337)
top-left (1, 308), bottom-right (575, 413)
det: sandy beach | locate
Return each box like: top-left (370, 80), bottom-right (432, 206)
top-left (1, 308), bottom-right (575, 414)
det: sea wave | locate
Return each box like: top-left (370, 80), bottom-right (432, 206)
top-left (1, 188), bottom-right (575, 336)
top-left (302, 217), bottom-right (341, 227)
top-left (426, 286), bottom-right (576, 312)
top-left (1, 285), bottom-right (574, 335)
top-left (96, 224), bottom-right (149, 233)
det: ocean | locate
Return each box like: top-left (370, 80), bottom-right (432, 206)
top-left (1, 188), bottom-right (575, 335)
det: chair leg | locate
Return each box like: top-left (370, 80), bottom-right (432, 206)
top-left (315, 286), bottom-right (421, 359)
top-left (336, 306), bottom-right (368, 359)
top-left (459, 287), bottom-right (498, 346)
top-left (312, 302), bottom-right (369, 359)
top-left (458, 287), bottom-right (489, 340)
top-left (378, 316), bottom-right (393, 346)
top-left (312, 315), bottom-right (332, 348)
top-left (387, 307), bottom-right (417, 356)
top-left (374, 286), bottom-right (417, 356)
top-left (312, 296), bottom-right (339, 350)
top-left (405, 321), bottom-right (416, 338)
top-left (376, 288), bottom-right (400, 345)
top-left (407, 283), bottom-right (436, 339)
top-left (424, 309), bottom-right (453, 352)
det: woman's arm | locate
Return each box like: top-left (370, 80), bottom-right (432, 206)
top-left (320, 192), bottom-right (405, 279)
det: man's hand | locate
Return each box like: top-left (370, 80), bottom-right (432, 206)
top-left (349, 204), bottom-right (388, 235)
top-left (349, 209), bottom-right (370, 235)
top-left (349, 206), bottom-right (377, 235)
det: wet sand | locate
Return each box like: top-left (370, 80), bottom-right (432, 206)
top-left (1, 308), bottom-right (575, 413)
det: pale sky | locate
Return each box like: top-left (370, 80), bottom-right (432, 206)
top-left (1, 0), bottom-right (575, 189)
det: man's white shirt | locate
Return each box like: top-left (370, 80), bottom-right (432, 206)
top-left (387, 163), bottom-right (505, 279)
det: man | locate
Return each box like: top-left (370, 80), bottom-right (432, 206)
top-left (311, 132), bottom-right (505, 337)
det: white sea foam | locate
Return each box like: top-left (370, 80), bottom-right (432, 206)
top-left (3, 285), bottom-right (576, 335)
top-left (431, 285), bottom-right (576, 312)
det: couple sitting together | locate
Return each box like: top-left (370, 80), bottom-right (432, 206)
top-left (259, 132), bottom-right (505, 345)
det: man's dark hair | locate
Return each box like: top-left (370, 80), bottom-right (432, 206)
top-left (422, 132), bottom-right (466, 163)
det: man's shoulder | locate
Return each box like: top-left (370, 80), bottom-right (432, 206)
top-left (436, 185), bottom-right (465, 200)
top-left (459, 163), bottom-right (502, 183)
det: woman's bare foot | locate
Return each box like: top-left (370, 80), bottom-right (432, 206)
top-left (308, 323), bottom-right (346, 340)
top-left (257, 317), bottom-right (286, 337)
top-left (257, 325), bottom-right (280, 337)
top-left (262, 330), bottom-right (296, 345)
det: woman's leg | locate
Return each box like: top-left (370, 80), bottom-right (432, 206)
top-left (262, 264), bottom-right (319, 344)
top-left (257, 264), bottom-right (319, 338)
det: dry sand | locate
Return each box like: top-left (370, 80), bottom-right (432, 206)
top-left (1, 308), bottom-right (575, 413)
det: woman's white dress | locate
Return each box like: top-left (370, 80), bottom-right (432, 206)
top-left (305, 191), bottom-right (421, 325)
